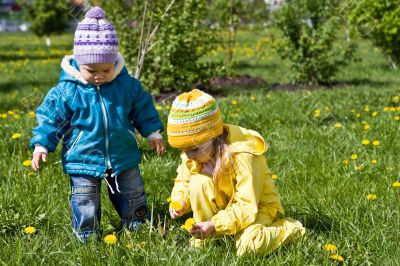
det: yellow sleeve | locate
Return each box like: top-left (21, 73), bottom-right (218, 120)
top-left (211, 153), bottom-right (262, 235)
top-left (170, 155), bottom-right (192, 213)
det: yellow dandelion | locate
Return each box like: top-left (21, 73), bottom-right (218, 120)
top-left (393, 96), bottom-right (399, 102)
top-left (1, 113), bottom-right (7, 119)
top-left (166, 105), bottom-right (171, 110)
top-left (24, 226), bottom-right (37, 234)
top-left (271, 174), bottom-right (278, 180)
top-left (392, 181), bottom-right (400, 187)
top-left (28, 111), bottom-right (35, 118)
top-left (181, 218), bottom-right (196, 231)
top-left (126, 244), bottom-right (133, 249)
top-left (367, 194), bottom-right (377, 200)
top-left (166, 197), bottom-right (172, 203)
top-left (394, 116), bottom-right (399, 121)
top-left (334, 123), bottom-right (342, 128)
top-left (361, 139), bottom-right (370, 145)
top-left (103, 234), bottom-right (118, 244)
top-left (355, 165), bottom-right (362, 171)
top-left (22, 160), bottom-right (31, 167)
top-left (342, 160), bottom-right (349, 165)
top-left (383, 107), bottom-right (389, 112)
top-left (323, 243), bottom-right (337, 252)
top-left (371, 159), bottom-right (377, 164)
top-left (372, 140), bottom-right (380, 146)
top-left (351, 154), bottom-right (358, 160)
top-left (350, 109), bottom-right (356, 113)
top-left (27, 172), bottom-right (35, 177)
top-left (363, 124), bottom-right (370, 131)
top-left (155, 105), bottom-right (162, 111)
top-left (231, 100), bottom-right (238, 105)
top-left (12, 133), bottom-right (22, 139)
top-left (14, 114), bottom-right (21, 119)
top-left (329, 254), bottom-right (344, 262)
top-left (250, 96), bottom-right (256, 101)
top-left (355, 113), bottom-right (361, 118)
top-left (396, 106), bottom-right (400, 111)
top-left (363, 107), bottom-right (369, 112)
top-left (7, 110), bottom-right (15, 115)
top-left (169, 201), bottom-right (182, 211)
top-left (371, 111), bottom-right (378, 117)
top-left (389, 107), bottom-right (396, 112)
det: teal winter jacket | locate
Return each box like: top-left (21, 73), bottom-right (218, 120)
top-left (30, 54), bottom-right (163, 178)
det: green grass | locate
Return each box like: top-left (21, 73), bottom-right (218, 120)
top-left (1, 31), bottom-right (400, 265)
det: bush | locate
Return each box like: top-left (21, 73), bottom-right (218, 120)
top-left (348, 0), bottom-right (400, 69)
top-left (101, 0), bottom-right (220, 93)
top-left (274, 0), bottom-right (356, 85)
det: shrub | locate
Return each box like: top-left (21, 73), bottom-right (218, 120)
top-left (274, 0), bottom-right (356, 85)
top-left (347, 0), bottom-right (400, 69)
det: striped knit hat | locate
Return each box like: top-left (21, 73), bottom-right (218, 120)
top-left (73, 6), bottom-right (118, 65)
top-left (167, 89), bottom-right (224, 149)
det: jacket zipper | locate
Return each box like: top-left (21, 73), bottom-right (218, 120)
top-left (65, 130), bottom-right (83, 156)
top-left (97, 85), bottom-right (112, 170)
top-left (128, 129), bottom-right (140, 149)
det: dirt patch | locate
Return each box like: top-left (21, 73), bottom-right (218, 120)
top-left (204, 75), bottom-right (267, 89)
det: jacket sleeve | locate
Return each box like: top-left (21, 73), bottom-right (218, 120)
top-left (211, 153), bottom-right (281, 235)
top-left (30, 86), bottom-right (71, 152)
top-left (170, 156), bottom-right (192, 213)
top-left (129, 78), bottom-right (164, 137)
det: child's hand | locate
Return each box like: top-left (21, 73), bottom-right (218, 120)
top-left (31, 152), bottom-right (47, 171)
top-left (149, 139), bottom-right (166, 155)
top-left (189, 221), bottom-right (215, 239)
top-left (169, 199), bottom-right (186, 219)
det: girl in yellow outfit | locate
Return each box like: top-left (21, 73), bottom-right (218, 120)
top-left (167, 89), bottom-right (305, 256)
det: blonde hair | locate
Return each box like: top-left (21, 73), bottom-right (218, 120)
top-left (211, 131), bottom-right (234, 192)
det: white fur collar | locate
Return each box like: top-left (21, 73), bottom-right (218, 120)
top-left (60, 53), bottom-right (125, 85)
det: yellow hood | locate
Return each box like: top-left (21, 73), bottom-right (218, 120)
top-left (224, 124), bottom-right (267, 155)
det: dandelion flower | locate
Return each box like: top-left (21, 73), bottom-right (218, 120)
top-left (166, 105), bottom-right (171, 110)
top-left (393, 96), bottom-right (399, 102)
top-left (389, 107), bottom-right (396, 112)
top-left (181, 218), bottom-right (196, 231)
top-left (323, 243), bottom-right (337, 252)
top-left (334, 123), bottom-right (342, 128)
top-left (14, 114), bottom-right (21, 119)
top-left (342, 160), bottom-right (349, 165)
top-left (28, 111), bottom-right (35, 118)
top-left (355, 113), bottom-right (361, 118)
top-left (329, 254), bottom-right (344, 262)
top-left (250, 96), bottom-right (256, 101)
top-left (22, 160), bottom-right (31, 167)
top-left (361, 139), bottom-right (370, 145)
top-left (231, 100), bottom-right (238, 105)
top-left (271, 174), bottom-right (278, 180)
top-left (351, 154), bottom-right (358, 160)
top-left (12, 133), bottom-right (21, 139)
top-left (363, 107), bottom-right (369, 112)
top-left (394, 116), bottom-right (399, 121)
top-left (363, 124), bottom-right (370, 131)
top-left (367, 194), bottom-right (377, 200)
top-left (169, 201), bottom-right (182, 211)
top-left (24, 226), bottom-right (37, 234)
top-left (313, 109), bottom-right (321, 118)
top-left (155, 105), bottom-right (162, 111)
top-left (103, 234), bottom-right (118, 244)
top-left (355, 165), bottom-right (362, 171)
top-left (383, 107), bottom-right (389, 112)
top-left (166, 197), bottom-right (172, 203)
top-left (371, 160), bottom-right (377, 164)
top-left (372, 140), bottom-right (380, 146)
top-left (351, 109), bottom-right (356, 113)
top-left (1, 113), bottom-right (7, 119)
top-left (7, 110), bottom-right (15, 115)
top-left (392, 181), bottom-right (400, 187)
top-left (371, 111), bottom-right (378, 117)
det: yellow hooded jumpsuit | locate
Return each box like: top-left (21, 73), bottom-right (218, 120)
top-left (171, 124), bottom-right (305, 256)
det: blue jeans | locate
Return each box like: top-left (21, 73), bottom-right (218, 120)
top-left (69, 167), bottom-right (150, 241)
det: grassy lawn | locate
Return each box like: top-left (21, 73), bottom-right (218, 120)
top-left (0, 31), bottom-right (399, 265)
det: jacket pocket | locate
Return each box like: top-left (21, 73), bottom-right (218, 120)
top-left (128, 129), bottom-right (140, 149)
top-left (65, 130), bottom-right (83, 157)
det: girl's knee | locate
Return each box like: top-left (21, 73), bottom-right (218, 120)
top-left (189, 174), bottom-right (214, 194)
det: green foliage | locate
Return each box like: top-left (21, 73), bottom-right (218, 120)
top-left (101, 0), bottom-right (219, 93)
top-left (348, 0), bottom-right (400, 68)
top-left (274, 0), bottom-right (356, 85)
top-left (19, 0), bottom-right (70, 37)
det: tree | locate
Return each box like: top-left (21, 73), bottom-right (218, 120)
top-left (274, 0), bottom-right (356, 85)
top-left (20, 0), bottom-right (70, 46)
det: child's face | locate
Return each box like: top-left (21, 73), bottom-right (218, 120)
top-left (183, 139), bottom-right (215, 163)
top-left (80, 63), bottom-right (115, 86)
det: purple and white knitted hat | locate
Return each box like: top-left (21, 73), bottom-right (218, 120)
top-left (73, 6), bottom-right (118, 65)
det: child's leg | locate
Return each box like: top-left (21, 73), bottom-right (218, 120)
top-left (69, 175), bottom-right (101, 242)
top-left (107, 167), bottom-right (150, 230)
top-left (188, 174), bottom-right (220, 223)
top-left (235, 217), bottom-right (305, 256)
